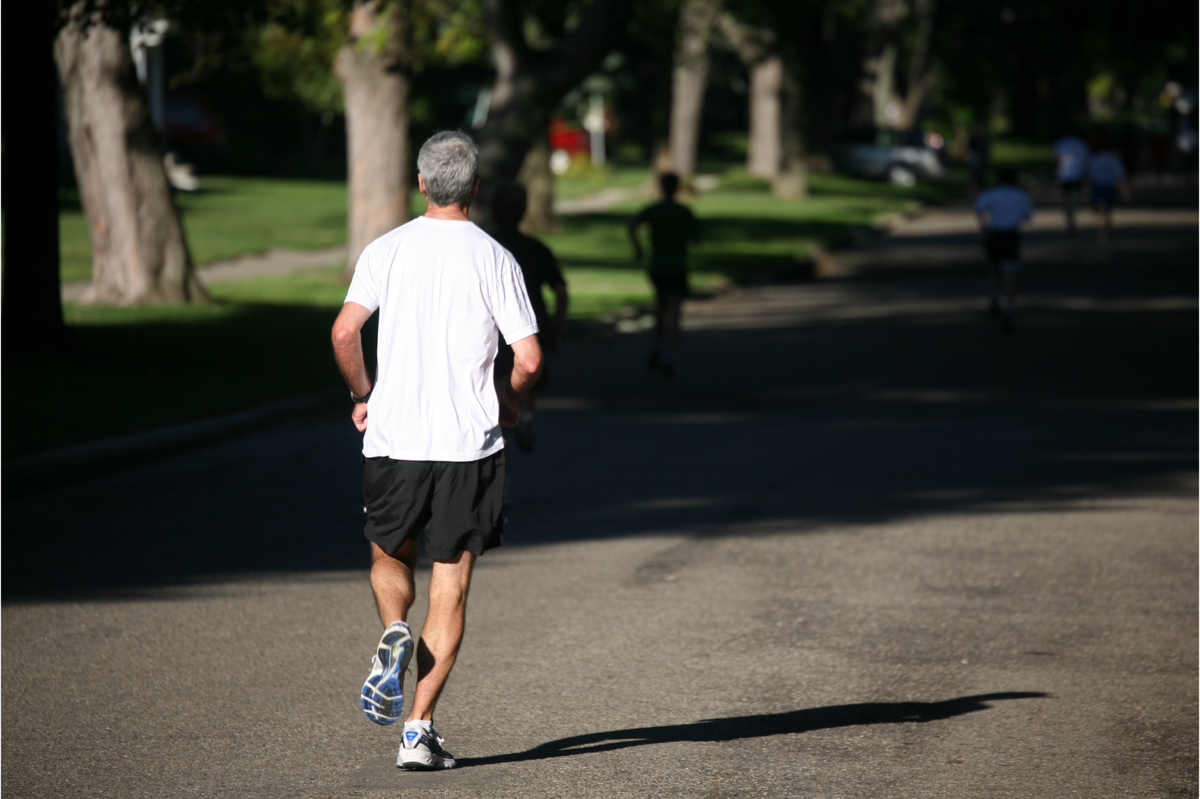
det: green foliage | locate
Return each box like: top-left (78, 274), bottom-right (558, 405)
top-left (411, 0), bottom-right (488, 69)
top-left (254, 0), bottom-right (347, 116)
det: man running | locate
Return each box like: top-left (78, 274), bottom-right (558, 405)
top-left (490, 181), bottom-right (569, 453)
top-left (975, 167), bottom-right (1034, 334)
top-left (331, 131), bottom-right (542, 770)
top-left (628, 173), bottom-right (699, 380)
top-left (1053, 132), bottom-right (1090, 234)
top-left (1086, 142), bottom-right (1128, 246)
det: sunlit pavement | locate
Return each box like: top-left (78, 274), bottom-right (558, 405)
top-left (4, 193), bottom-right (1196, 798)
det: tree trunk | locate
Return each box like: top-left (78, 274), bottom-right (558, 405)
top-left (716, 13), bottom-right (780, 179)
top-left (774, 47), bottom-right (807, 200)
top-left (473, 0), bottom-right (632, 231)
top-left (517, 128), bottom-right (556, 232)
top-left (54, 6), bottom-right (204, 305)
top-left (746, 56), bottom-right (782, 177)
top-left (336, 0), bottom-right (410, 273)
top-left (668, 0), bottom-right (723, 183)
top-left (3, 2), bottom-right (69, 354)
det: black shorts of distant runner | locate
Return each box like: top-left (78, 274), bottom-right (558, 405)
top-left (651, 271), bottom-right (689, 301)
top-left (983, 230), bottom-right (1021, 264)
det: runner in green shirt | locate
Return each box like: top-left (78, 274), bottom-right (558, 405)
top-left (627, 173), bottom-right (699, 380)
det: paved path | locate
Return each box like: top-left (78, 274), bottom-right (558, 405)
top-left (9, 193), bottom-right (1196, 798)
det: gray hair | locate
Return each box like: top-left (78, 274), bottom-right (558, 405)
top-left (417, 131), bottom-right (479, 207)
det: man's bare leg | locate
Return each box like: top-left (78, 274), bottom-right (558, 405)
top-left (407, 549), bottom-right (477, 722)
top-left (370, 539), bottom-right (418, 627)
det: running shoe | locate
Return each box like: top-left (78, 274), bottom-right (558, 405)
top-left (361, 621), bottom-right (413, 725)
top-left (397, 726), bottom-right (457, 770)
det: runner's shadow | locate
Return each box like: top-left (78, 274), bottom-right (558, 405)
top-left (457, 692), bottom-right (1046, 768)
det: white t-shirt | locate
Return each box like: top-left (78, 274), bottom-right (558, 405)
top-left (345, 217), bottom-right (539, 462)
top-left (975, 185), bottom-right (1034, 231)
top-left (1087, 151), bottom-right (1126, 186)
top-left (1053, 136), bottom-right (1090, 182)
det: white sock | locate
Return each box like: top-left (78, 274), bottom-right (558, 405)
top-left (405, 719), bottom-right (432, 732)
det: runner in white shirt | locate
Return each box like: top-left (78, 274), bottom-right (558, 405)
top-left (1087, 147), bottom-right (1128, 245)
top-left (975, 167), bottom-right (1035, 333)
top-left (331, 131), bottom-right (542, 771)
top-left (1053, 134), bottom-right (1090, 234)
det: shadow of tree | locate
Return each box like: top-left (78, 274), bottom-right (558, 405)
top-left (458, 692), bottom-right (1047, 767)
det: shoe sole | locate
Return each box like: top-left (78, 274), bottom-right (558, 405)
top-left (398, 754), bottom-right (456, 770)
top-left (361, 627), bottom-right (413, 725)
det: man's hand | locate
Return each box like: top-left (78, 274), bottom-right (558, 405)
top-left (331, 301), bottom-right (375, 431)
top-left (352, 402), bottom-right (369, 432)
top-left (498, 334), bottom-right (542, 427)
top-left (497, 383), bottom-right (520, 427)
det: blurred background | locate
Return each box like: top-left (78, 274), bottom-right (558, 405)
top-left (3, 0), bottom-right (1197, 458)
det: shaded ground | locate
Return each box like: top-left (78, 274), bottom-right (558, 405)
top-left (4, 189), bottom-right (1196, 798)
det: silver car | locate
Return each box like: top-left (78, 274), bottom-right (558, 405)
top-left (829, 128), bottom-right (945, 186)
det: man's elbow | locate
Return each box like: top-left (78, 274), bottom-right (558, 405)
top-left (520, 349), bottom-right (543, 378)
top-left (331, 320), bottom-right (358, 350)
top-left (515, 343), bottom-right (543, 378)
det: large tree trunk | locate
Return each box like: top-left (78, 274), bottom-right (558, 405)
top-left (54, 7), bottom-right (203, 305)
top-left (717, 13), bottom-right (779, 178)
top-left (336, 0), bottom-right (410, 273)
top-left (517, 128), bottom-right (555, 232)
top-left (473, 0), bottom-right (632, 231)
top-left (746, 56), bottom-right (782, 178)
top-left (3, 2), bottom-right (69, 353)
top-left (667, 0), bottom-right (723, 183)
top-left (859, 0), bottom-right (934, 130)
top-left (774, 46), bottom-right (807, 200)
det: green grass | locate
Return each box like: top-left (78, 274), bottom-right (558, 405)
top-left (24, 163), bottom-right (950, 458)
top-left (59, 177), bottom-right (352, 283)
top-left (991, 140), bottom-right (1056, 174)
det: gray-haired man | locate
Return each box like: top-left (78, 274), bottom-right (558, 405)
top-left (331, 131), bottom-right (542, 770)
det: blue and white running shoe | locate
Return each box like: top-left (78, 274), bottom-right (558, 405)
top-left (361, 621), bottom-right (413, 725)
top-left (397, 725), bottom-right (457, 770)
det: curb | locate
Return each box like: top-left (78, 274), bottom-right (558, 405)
top-left (2, 388), bottom-right (346, 499)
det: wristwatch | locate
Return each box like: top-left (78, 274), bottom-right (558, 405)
top-left (351, 388), bottom-right (372, 404)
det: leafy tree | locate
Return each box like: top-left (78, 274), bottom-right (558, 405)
top-left (472, 0), bottom-right (634, 229)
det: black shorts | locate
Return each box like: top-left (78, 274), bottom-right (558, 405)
top-left (651, 272), bottom-right (689, 302)
top-left (1059, 180), bottom-right (1083, 193)
top-left (984, 230), bottom-right (1020, 262)
top-left (362, 451), bottom-right (505, 560)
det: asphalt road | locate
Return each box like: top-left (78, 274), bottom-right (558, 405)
top-left (4, 195), bottom-right (1196, 798)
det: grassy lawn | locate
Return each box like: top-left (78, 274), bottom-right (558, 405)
top-left (22, 161), bottom-right (957, 458)
top-left (59, 177), bottom-right (353, 283)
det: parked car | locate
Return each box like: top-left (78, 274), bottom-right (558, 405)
top-left (829, 127), bottom-right (944, 186)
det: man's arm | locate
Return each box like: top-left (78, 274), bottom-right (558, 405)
top-left (331, 301), bottom-right (375, 432)
top-left (498, 334), bottom-right (543, 427)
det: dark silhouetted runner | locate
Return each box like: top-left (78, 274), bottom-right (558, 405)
top-left (490, 181), bottom-right (569, 454)
top-left (974, 167), bottom-right (1034, 334)
top-left (628, 173), bottom-right (700, 380)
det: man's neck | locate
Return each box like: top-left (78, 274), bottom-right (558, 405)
top-left (424, 202), bottom-right (471, 221)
